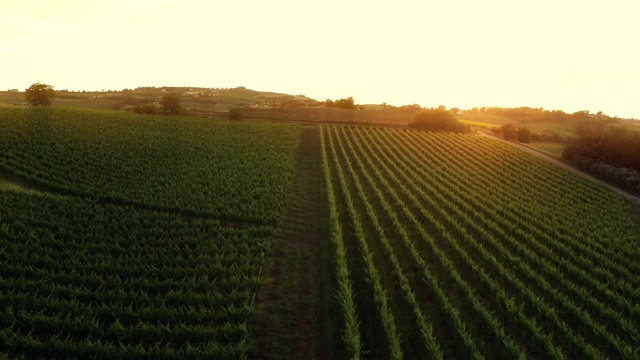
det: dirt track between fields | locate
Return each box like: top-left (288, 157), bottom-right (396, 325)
top-left (478, 133), bottom-right (640, 206)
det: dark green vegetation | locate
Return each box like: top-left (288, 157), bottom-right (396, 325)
top-left (409, 109), bottom-right (470, 133)
top-left (159, 93), bottom-right (183, 115)
top-left (0, 107), bottom-right (301, 358)
top-left (0, 107), bottom-right (299, 225)
top-left (563, 122), bottom-right (640, 194)
top-left (24, 83), bottom-right (56, 107)
top-left (228, 108), bottom-right (243, 120)
top-left (321, 124), bottom-right (640, 359)
top-left (1, 106), bottom-right (639, 359)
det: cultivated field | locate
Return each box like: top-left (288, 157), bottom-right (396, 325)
top-left (0, 107), bottom-right (301, 358)
top-left (0, 107), bottom-right (639, 359)
top-left (321, 124), bottom-right (640, 359)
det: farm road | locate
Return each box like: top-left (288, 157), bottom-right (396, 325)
top-left (478, 133), bottom-right (640, 206)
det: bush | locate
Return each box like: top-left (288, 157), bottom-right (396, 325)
top-left (133, 103), bottom-right (161, 115)
top-left (409, 109), bottom-right (470, 133)
top-left (228, 108), bottom-right (243, 120)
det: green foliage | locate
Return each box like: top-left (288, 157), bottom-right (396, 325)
top-left (321, 124), bottom-right (640, 359)
top-left (319, 125), bottom-right (363, 359)
top-left (0, 107), bottom-right (304, 358)
top-left (334, 97), bottom-right (356, 109)
top-left (0, 107), bottom-right (301, 225)
top-left (516, 127), bottom-right (532, 143)
top-left (25, 83), bottom-right (56, 106)
top-left (567, 122), bottom-right (640, 171)
top-left (133, 102), bottom-right (161, 115)
top-left (501, 123), bottom-right (517, 140)
top-left (409, 109), bottom-right (470, 133)
top-left (228, 107), bottom-right (243, 120)
top-left (0, 190), bottom-right (270, 358)
top-left (568, 154), bottom-right (640, 194)
top-left (159, 92), bottom-right (182, 115)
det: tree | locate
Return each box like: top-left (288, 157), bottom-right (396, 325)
top-left (160, 92), bottom-right (182, 115)
top-left (25, 83), bottom-right (56, 106)
top-left (501, 123), bottom-right (517, 140)
top-left (133, 103), bottom-right (161, 115)
top-left (516, 127), bottom-right (532, 143)
top-left (335, 97), bottom-right (356, 109)
top-left (409, 109), bottom-right (470, 133)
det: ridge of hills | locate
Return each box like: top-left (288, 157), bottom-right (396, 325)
top-left (2, 86), bottom-right (639, 135)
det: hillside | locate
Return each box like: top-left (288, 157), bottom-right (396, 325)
top-left (0, 87), bottom-right (318, 113)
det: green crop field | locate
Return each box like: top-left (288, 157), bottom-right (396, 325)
top-left (0, 107), bottom-right (301, 358)
top-left (321, 124), bottom-right (640, 359)
top-left (1, 107), bottom-right (639, 359)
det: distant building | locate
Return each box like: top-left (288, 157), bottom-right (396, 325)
top-left (7, 89), bottom-right (19, 92)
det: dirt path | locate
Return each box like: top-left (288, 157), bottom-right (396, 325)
top-left (251, 125), bottom-right (330, 360)
top-left (478, 133), bottom-right (640, 206)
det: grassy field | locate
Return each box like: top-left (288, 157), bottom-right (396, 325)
top-left (457, 113), bottom-right (515, 126)
top-left (1, 107), bottom-right (639, 358)
top-left (458, 113), bottom-right (580, 137)
top-left (523, 141), bottom-right (565, 158)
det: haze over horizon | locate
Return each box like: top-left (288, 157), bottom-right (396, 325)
top-left (2, 0), bottom-right (639, 118)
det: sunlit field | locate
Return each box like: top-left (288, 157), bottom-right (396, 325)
top-left (321, 124), bottom-right (640, 359)
top-left (0, 107), bottom-right (301, 358)
top-left (0, 107), bottom-right (638, 358)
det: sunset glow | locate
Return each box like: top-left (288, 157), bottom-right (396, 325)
top-left (2, 0), bottom-right (639, 118)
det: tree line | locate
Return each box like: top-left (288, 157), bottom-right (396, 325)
top-left (408, 109), bottom-right (470, 133)
top-left (563, 121), bottom-right (640, 193)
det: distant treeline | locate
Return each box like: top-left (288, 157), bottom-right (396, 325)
top-left (564, 121), bottom-right (640, 170)
top-left (465, 106), bottom-right (621, 123)
top-left (408, 109), bottom-right (470, 133)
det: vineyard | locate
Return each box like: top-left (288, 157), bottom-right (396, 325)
top-left (1, 106), bottom-right (639, 359)
top-left (0, 107), bottom-right (300, 225)
top-left (0, 107), bottom-right (301, 358)
top-left (321, 124), bottom-right (640, 359)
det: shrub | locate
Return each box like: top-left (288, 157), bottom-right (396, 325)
top-left (133, 103), bottom-right (161, 115)
top-left (228, 108), bottom-right (243, 120)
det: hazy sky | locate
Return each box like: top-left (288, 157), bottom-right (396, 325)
top-left (2, 1), bottom-right (639, 118)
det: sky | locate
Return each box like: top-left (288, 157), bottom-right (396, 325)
top-left (2, 0), bottom-right (640, 118)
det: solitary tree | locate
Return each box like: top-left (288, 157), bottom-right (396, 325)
top-left (25, 83), bottom-right (56, 106)
top-left (160, 92), bottom-right (182, 115)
